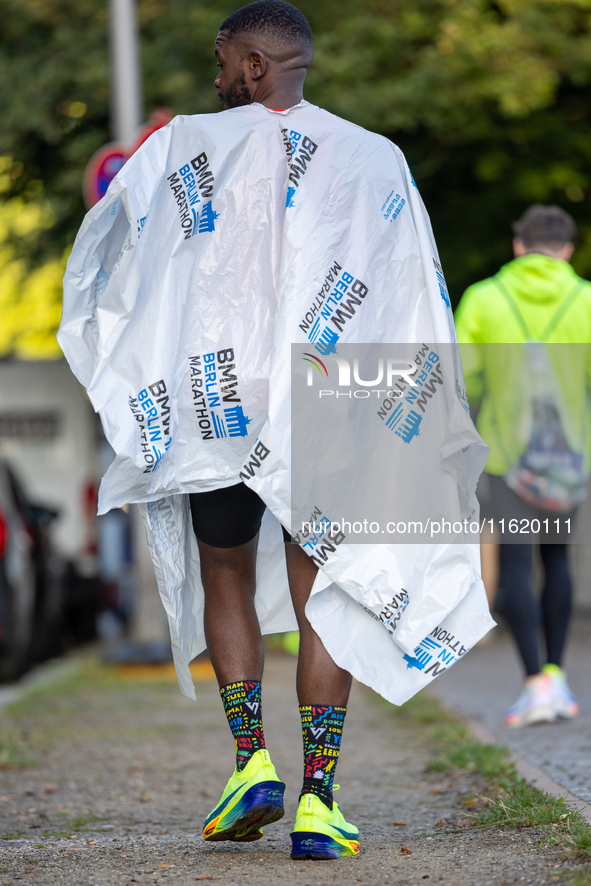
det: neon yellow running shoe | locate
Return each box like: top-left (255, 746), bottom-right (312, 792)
top-left (290, 791), bottom-right (360, 860)
top-left (203, 749), bottom-right (285, 842)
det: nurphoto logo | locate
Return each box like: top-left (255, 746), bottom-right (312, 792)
top-left (303, 352), bottom-right (417, 399)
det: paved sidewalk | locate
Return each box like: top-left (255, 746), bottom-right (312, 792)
top-left (0, 652), bottom-right (572, 885)
top-left (429, 614), bottom-right (591, 805)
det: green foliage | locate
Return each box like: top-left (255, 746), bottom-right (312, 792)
top-left (1, 0), bottom-right (591, 340)
top-left (0, 0), bottom-right (235, 261)
top-left (302, 0), bottom-right (591, 299)
top-left (0, 157), bottom-right (65, 357)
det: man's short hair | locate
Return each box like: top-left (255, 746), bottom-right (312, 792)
top-left (513, 205), bottom-right (577, 250)
top-left (220, 0), bottom-right (314, 55)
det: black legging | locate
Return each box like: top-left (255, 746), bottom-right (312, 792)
top-left (498, 544), bottom-right (572, 677)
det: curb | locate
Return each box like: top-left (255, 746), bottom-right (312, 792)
top-left (0, 657), bottom-right (81, 715)
top-left (468, 718), bottom-right (591, 826)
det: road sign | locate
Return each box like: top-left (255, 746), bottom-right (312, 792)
top-left (83, 109), bottom-right (171, 208)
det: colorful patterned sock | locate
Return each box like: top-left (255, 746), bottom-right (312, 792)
top-left (300, 705), bottom-right (347, 810)
top-left (220, 681), bottom-right (266, 772)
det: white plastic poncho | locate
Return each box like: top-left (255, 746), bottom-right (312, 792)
top-left (59, 100), bottom-right (495, 705)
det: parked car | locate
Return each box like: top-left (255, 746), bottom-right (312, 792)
top-left (5, 466), bottom-right (66, 667)
top-left (0, 461), bottom-right (37, 680)
top-left (0, 360), bottom-right (101, 605)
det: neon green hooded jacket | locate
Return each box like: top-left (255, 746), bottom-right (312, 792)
top-left (455, 253), bottom-right (591, 475)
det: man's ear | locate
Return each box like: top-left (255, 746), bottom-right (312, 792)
top-left (513, 238), bottom-right (527, 258)
top-left (249, 50), bottom-right (268, 80)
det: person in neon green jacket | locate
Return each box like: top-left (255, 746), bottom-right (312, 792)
top-left (455, 204), bottom-right (591, 729)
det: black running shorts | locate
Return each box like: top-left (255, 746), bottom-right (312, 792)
top-left (189, 483), bottom-right (291, 548)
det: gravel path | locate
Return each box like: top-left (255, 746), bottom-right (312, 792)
top-left (0, 652), bottom-right (574, 884)
top-left (429, 615), bottom-right (591, 805)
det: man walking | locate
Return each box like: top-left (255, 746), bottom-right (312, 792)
top-left (187, 4), bottom-right (358, 859)
top-left (60, 0), bottom-right (491, 861)
top-left (455, 204), bottom-right (591, 728)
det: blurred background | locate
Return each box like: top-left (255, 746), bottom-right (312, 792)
top-left (0, 0), bottom-right (590, 681)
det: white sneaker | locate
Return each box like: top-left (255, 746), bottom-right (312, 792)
top-left (543, 664), bottom-right (579, 720)
top-left (505, 673), bottom-right (556, 728)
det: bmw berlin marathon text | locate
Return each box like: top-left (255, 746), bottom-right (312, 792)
top-left (291, 343), bottom-right (484, 546)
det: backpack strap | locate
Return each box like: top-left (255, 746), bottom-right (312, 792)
top-left (492, 276), bottom-right (531, 339)
top-left (492, 275), bottom-right (585, 342)
top-left (539, 280), bottom-right (585, 341)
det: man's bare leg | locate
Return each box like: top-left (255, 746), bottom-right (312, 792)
top-left (284, 541), bottom-right (352, 706)
top-left (198, 534), bottom-right (285, 842)
top-left (285, 541), bottom-right (358, 855)
top-left (199, 535), bottom-right (351, 703)
top-left (198, 535), bottom-right (263, 685)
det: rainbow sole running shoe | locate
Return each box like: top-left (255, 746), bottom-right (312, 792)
top-left (203, 749), bottom-right (285, 842)
top-left (290, 792), bottom-right (360, 860)
top-left (505, 673), bottom-right (556, 728)
top-left (543, 664), bottom-right (579, 719)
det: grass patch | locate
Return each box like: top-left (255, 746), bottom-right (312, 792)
top-left (393, 691), bottom-right (591, 861)
top-left (0, 728), bottom-right (37, 769)
top-left (41, 812), bottom-right (104, 838)
top-left (477, 781), bottom-right (570, 828)
top-left (396, 691), bottom-right (459, 726)
top-left (3, 657), bottom-right (190, 719)
top-left (426, 719), bottom-right (513, 780)
top-left (430, 737), bottom-right (512, 780)
top-left (68, 813), bottom-right (103, 831)
top-left (561, 867), bottom-right (591, 885)
top-left (554, 816), bottom-right (591, 862)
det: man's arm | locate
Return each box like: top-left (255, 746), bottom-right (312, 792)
top-left (454, 284), bottom-right (485, 411)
